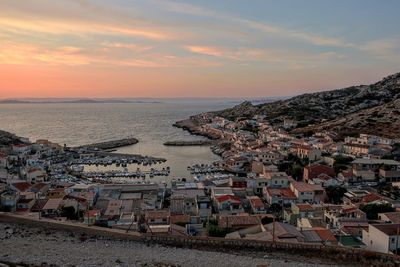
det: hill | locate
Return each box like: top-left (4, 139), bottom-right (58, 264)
top-left (292, 98), bottom-right (400, 139)
top-left (0, 130), bottom-right (23, 146)
top-left (212, 72), bottom-right (400, 138)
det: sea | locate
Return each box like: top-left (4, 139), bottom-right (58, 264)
top-left (0, 100), bottom-right (236, 181)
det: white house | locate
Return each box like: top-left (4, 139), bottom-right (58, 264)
top-left (363, 224), bottom-right (400, 254)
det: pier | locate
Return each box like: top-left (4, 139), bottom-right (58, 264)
top-left (163, 140), bottom-right (213, 146)
top-left (76, 137), bottom-right (139, 150)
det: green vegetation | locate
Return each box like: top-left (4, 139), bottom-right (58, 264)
top-left (278, 154), bottom-right (308, 180)
top-left (360, 203), bottom-right (395, 220)
top-left (333, 155), bottom-right (353, 174)
top-left (325, 186), bottom-right (347, 204)
top-left (207, 220), bottom-right (232, 237)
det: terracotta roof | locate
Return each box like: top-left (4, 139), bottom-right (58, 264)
top-left (31, 199), bottom-right (48, 212)
top-left (170, 215), bottom-right (191, 224)
top-left (218, 214), bottom-right (261, 228)
top-left (216, 195), bottom-right (241, 203)
top-left (12, 182), bottom-right (31, 192)
top-left (362, 193), bottom-right (382, 203)
top-left (42, 198), bottom-right (63, 210)
top-left (316, 173), bottom-right (334, 181)
top-left (372, 224), bottom-right (400, 236)
top-left (313, 228), bottom-right (337, 242)
top-left (248, 196), bottom-right (264, 208)
top-left (146, 210), bottom-right (170, 220)
top-left (267, 188), bottom-right (297, 199)
top-left (296, 203), bottom-right (314, 212)
top-left (29, 182), bottom-right (48, 191)
top-left (380, 212), bottom-right (400, 223)
top-left (291, 181), bottom-right (323, 192)
top-left (305, 164), bottom-right (335, 178)
top-left (13, 144), bottom-right (30, 148)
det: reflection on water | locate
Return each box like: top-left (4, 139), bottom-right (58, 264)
top-left (0, 102), bottom-right (231, 180)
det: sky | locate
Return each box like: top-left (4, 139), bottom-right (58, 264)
top-left (0, 0), bottom-right (400, 98)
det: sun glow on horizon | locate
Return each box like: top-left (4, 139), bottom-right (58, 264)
top-left (1, 0), bottom-right (399, 98)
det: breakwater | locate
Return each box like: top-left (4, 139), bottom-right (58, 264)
top-left (163, 140), bottom-right (213, 146)
top-left (76, 138), bottom-right (138, 150)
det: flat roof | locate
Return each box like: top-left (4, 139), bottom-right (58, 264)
top-left (352, 159), bottom-right (400, 165)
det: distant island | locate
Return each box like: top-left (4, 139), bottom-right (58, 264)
top-left (0, 99), bottom-right (162, 104)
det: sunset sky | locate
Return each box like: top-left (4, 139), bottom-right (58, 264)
top-left (1, 0), bottom-right (400, 98)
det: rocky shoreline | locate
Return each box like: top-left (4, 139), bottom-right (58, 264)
top-left (173, 119), bottom-right (219, 140)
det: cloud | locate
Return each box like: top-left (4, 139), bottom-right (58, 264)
top-left (155, 0), bottom-right (353, 48)
top-left (360, 39), bottom-right (400, 61)
top-left (184, 45), bottom-right (345, 66)
top-left (101, 42), bottom-right (154, 52)
top-left (0, 41), bottom-right (221, 68)
top-left (0, 17), bottom-right (171, 40)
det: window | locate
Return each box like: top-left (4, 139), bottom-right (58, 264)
top-left (392, 237), bottom-right (396, 243)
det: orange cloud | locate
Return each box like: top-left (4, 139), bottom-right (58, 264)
top-left (0, 17), bottom-right (173, 41)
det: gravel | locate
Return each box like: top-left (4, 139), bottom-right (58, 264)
top-left (0, 223), bottom-right (341, 267)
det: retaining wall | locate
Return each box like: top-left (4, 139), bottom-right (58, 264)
top-left (1, 213), bottom-right (399, 266)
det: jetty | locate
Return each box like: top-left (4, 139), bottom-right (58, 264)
top-left (76, 138), bottom-right (138, 150)
top-left (163, 140), bottom-right (213, 146)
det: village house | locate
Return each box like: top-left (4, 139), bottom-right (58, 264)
top-left (218, 214), bottom-right (263, 230)
top-left (324, 206), bottom-right (367, 229)
top-left (264, 171), bottom-right (290, 188)
top-left (41, 198), bottom-right (63, 217)
top-left (247, 195), bottom-right (266, 214)
top-left (197, 195), bottom-right (212, 222)
top-left (292, 145), bottom-right (322, 161)
top-left (26, 167), bottom-right (47, 183)
top-left (264, 187), bottom-right (297, 206)
top-left (363, 224), bottom-right (400, 254)
top-left (343, 143), bottom-right (370, 157)
top-left (343, 190), bottom-right (383, 206)
top-left (303, 164), bottom-right (335, 183)
top-left (301, 228), bottom-right (338, 245)
top-left (224, 156), bottom-right (249, 173)
top-left (378, 212), bottom-right (400, 224)
top-left (289, 181), bottom-right (325, 204)
top-left (83, 209), bottom-right (101, 225)
top-left (170, 189), bottom-right (204, 216)
top-left (308, 173), bottom-right (340, 187)
top-left (215, 195), bottom-right (244, 215)
top-left (10, 182), bottom-right (32, 193)
top-left (283, 203), bottom-right (317, 225)
top-left (351, 158), bottom-right (400, 182)
top-left (12, 144), bottom-right (31, 154)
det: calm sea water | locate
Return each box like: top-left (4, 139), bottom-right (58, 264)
top-left (0, 102), bottom-right (233, 180)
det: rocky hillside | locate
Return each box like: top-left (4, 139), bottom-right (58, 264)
top-left (214, 72), bottom-right (400, 127)
top-left (292, 98), bottom-right (400, 139)
top-left (0, 130), bottom-right (22, 146)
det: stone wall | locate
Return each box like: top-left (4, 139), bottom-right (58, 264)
top-left (1, 213), bottom-right (399, 266)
